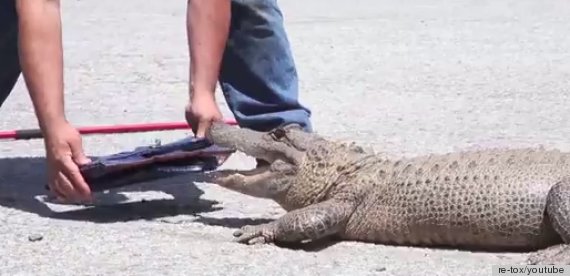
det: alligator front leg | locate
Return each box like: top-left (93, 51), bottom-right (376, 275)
top-left (233, 199), bottom-right (355, 245)
top-left (528, 177), bottom-right (570, 265)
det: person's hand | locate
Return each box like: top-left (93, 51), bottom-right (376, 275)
top-left (185, 93), bottom-right (223, 138)
top-left (43, 121), bottom-right (92, 203)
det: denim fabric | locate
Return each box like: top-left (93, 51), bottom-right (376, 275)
top-left (219, 0), bottom-right (313, 132)
top-left (0, 0), bottom-right (21, 108)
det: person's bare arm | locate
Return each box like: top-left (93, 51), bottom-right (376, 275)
top-left (15, 0), bottom-right (67, 132)
top-left (186, 0), bottom-right (231, 98)
top-left (15, 0), bottom-right (92, 202)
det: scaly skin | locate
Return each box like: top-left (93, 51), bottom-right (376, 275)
top-left (205, 122), bottom-right (570, 265)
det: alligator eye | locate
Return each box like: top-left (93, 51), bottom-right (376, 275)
top-left (271, 128), bottom-right (287, 140)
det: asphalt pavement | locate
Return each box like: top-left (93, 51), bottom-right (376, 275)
top-left (1, 0), bottom-right (570, 275)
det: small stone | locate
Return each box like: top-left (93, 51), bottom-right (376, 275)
top-left (28, 234), bottom-right (43, 242)
top-left (374, 267), bottom-right (387, 272)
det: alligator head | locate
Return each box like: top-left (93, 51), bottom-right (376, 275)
top-left (205, 121), bottom-right (375, 210)
top-left (205, 122), bottom-right (321, 199)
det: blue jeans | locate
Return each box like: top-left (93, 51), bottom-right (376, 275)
top-left (219, 0), bottom-right (312, 132)
top-left (0, 0), bottom-right (20, 108)
top-left (0, 0), bottom-right (312, 132)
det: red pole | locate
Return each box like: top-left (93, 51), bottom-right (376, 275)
top-left (0, 118), bottom-right (238, 140)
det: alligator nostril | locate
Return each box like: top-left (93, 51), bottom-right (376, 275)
top-left (271, 128), bottom-right (287, 140)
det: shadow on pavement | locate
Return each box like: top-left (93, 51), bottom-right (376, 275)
top-left (193, 215), bottom-right (274, 229)
top-left (0, 156), bottom-right (222, 223)
top-left (1, 157), bottom-right (341, 252)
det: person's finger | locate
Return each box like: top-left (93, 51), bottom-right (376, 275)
top-left (60, 157), bottom-right (92, 201)
top-left (48, 180), bottom-right (65, 200)
top-left (74, 153), bottom-right (91, 165)
top-left (185, 105), bottom-right (199, 136)
top-left (190, 117), bottom-right (199, 137)
top-left (68, 136), bottom-right (93, 202)
top-left (46, 167), bottom-right (64, 198)
top-left (195, 119), bottom-right (212, 138)
top-left (54, 172), bottom-right (77, 202)
top-left (69, 136), bottom-right (91, 165)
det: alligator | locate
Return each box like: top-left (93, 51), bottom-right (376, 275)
top-left (204, 122), bottom-right (570, 265)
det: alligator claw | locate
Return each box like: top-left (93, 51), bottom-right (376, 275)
top-left (528, 244), bottom-right (570, 265)
top-left (233, 223), bottom-right (276, 245)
